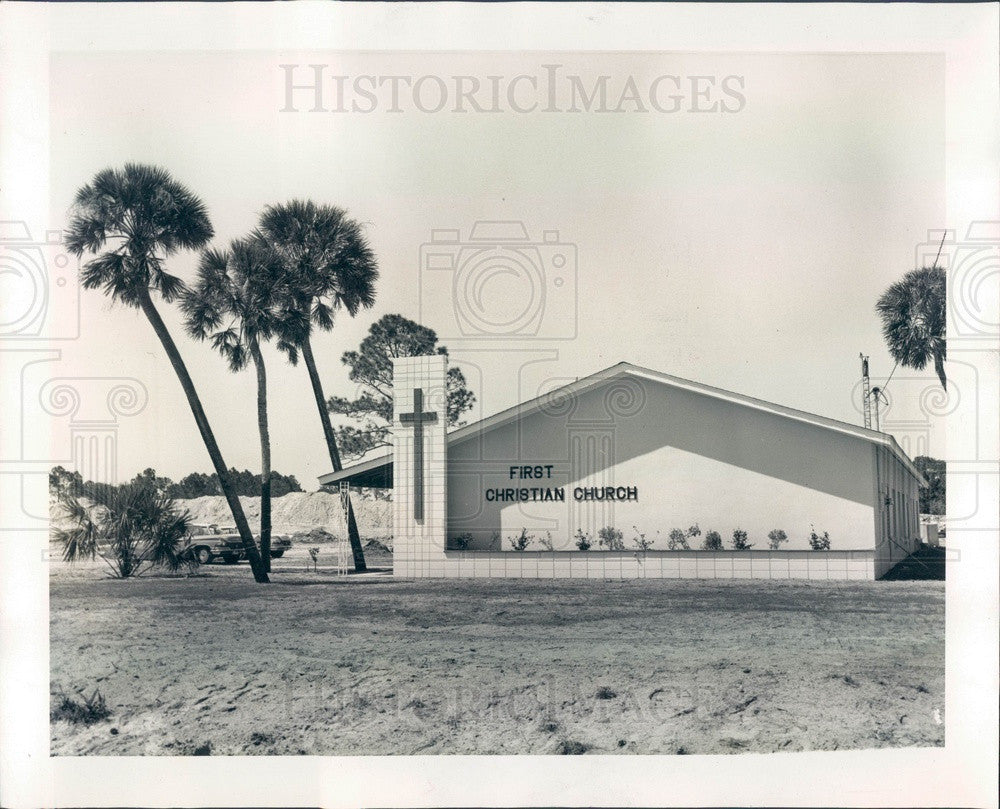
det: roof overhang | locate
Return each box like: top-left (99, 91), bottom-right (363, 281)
top-left (318, 452), bottom-right (392, 488)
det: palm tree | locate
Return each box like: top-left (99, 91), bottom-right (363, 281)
top-left (258, 200), bottom-right (378, 572)
top-left (876, 265), bottom-right (947, 390)
top-left (183, 237), bottom-right (307, 572)
top-left (64, 164), bottom-right (269, 582)
top-left (54, 482), bottom-right (192, 579)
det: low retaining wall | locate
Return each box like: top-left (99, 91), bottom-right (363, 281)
top-left (394, 549), bottom-right (877, 580)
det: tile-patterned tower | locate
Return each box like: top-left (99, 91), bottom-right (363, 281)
top-left (392, 355), bottom-right (449, 576)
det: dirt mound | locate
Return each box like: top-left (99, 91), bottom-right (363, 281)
top-left (178, 491), bottom-right (391, 537)
top-left (290, 527), bottom-right (338, 544)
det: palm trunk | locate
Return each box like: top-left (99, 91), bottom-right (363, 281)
top-left (137, 288), bottom-right (269, 583)
top-left (250, 340), bottom-right (272, 573)
top-left (301, 334), bottom-right (367, 572)
top-left (934, 350), bottom-right (947, 391)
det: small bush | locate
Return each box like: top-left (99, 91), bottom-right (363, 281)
top-left (731, 529), bottom-right (753, 550)
top-left (597, 526), bottom-right (625, 550)
top-left (558, 739), bottom-right (590, 755)
top-left (595, 686), bottom-right (617, 699)
top-left (574, 529), bottom-right (592, 551)
top-left (686, 524), bottom-right (702, 543)
top-left (702, 530), bottom-right (723, 551)
top-left (51, 688), bottom-right (111, 725)
top-left (488, 531), bottom-right (502, 550)
top-left (450, 533), bottom-right (473, 551)
top-left (631, 525), bottom-right (655, 551)
top-left (538, 531), bottom-right (555, 551)
top-left (808, 525), bottom-right (831, 550)
top-left (508, 528), bottom-right (534, 552)
top-left (667, 528), bottom-right (690, 550)
top-left (767, 529), bottom-right (788, 550)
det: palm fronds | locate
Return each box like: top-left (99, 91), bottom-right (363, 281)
top-left (53, 483), bottom-right (193, 578)
top-left (875, 265), bottom-right (946, 388)
top-left (64, 164), bottom-right (212, 309)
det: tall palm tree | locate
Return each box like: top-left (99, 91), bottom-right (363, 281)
top-left (183, 237), bottom-right (307, 572)
top-left (258, 200), bottom-right (378, 572)
top-left (64, 163), bottom-right (269, 582)
top-left (876, 265), bottom-right (947, 390)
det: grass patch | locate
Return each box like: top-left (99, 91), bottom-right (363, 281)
top-left (51, 688), bottom-right (111, 725)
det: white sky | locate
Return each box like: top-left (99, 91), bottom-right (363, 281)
top-left (47, 49), bottom-right (945, 487)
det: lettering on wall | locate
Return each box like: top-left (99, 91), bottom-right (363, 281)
top-left (483, 466), bottom-right (639, 503)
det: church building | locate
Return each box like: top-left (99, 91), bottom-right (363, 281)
top-left (319, 356), bottom-right (925, 580)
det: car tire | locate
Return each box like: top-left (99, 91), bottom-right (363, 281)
top-left (270, 550), bottom-right (285, 558)
top-left (223, 555), bottom-right (240, 564)
top-left (195, 547), bottom-right (212, 565)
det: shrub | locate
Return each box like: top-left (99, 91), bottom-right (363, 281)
top-left (597, 526), bottom-right (625, 551)
top-left (808, 526), bottom-right (832, 550)
top-left (538, 531), bottom-right (555, 551)
top-left (50, 688), bottom-right (111, 725)
top-left (667, 528), bottom-right (690, 550)
top-left (702, 530), bottom-right (723, 551)
top-left (53, 484), bottom-right (192, 578)
top-left (631, 525), bottom-right (655, 551)
top-left (574, 529), bottom-right (592, 551)
top-left (558, 739), bottom-right (590, 755)
top-left (508, 528), bottom-right (533, 552)
top-left (308, 547), bottom-right (320, 572)
top-left (686, 524), bottom-right (702, 543)
top-left (767, 529), bottom-right (788, 550)
top-left (489, 531), bottom-right (502, 550)
top-left (731, 529), bottom-right (753, 550)
top-left (450, 533), bottom-right (473, 551)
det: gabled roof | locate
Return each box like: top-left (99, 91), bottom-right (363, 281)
top-left (318, 361), bottom-right (927, 488)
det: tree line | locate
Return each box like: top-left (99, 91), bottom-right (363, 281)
top-left (50, 465), bottom-right (304, 501)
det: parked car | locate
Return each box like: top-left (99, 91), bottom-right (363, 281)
top-left (217, 526), bottom-right (292, 559)
top-left (182, 524), bottom-right (244, 565)
top-left (269, 534), bottom-right (292, 558)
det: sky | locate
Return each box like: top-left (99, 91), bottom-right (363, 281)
top-left (43, 49), bottom-right (945, 488)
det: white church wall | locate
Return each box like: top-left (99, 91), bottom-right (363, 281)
top-left (446, 376), bottom-right (878, 553)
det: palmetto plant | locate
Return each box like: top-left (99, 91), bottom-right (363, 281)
top-left (54, 483), bottom-right (192, 579)
top-left (875, 265), bottom-right (947, 390)
top-left (257, 200), bottom-right (379, 572)
top-left (183, 238), bottom-right (308, 572)
top-left (64, 163), bottom-right (269, 582)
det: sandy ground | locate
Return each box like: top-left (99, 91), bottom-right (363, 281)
top-left (50, 546), bottom-right (944, 755)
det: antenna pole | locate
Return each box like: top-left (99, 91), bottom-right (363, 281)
top-left (860, 353), bottom-right (873, 430)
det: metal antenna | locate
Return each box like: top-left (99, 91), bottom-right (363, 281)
top-left (859, 353), bottom-right (873, 429)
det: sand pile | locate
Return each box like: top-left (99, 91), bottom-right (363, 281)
top-left (178, 491), bottom-right (391, 537)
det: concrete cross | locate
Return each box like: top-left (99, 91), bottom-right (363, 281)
top-left (400, 387), bottom-right (438, 521)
